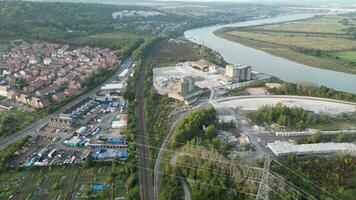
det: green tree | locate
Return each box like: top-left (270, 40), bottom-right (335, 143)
top-left (205, 124), bottom-right (217, 139)
top-left (334, 132), bottom-right (346, 143)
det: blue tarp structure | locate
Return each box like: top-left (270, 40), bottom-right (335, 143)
top-left (92, 183), bottom-right (105, 191)
top-left (91, 148), bottom-right (128, 160)
top-left (108, 137), bottom-right (125, 144)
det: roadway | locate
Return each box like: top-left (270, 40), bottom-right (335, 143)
top-left (212, 95), bottom-right (356, 115)
top-left (0, 58), bottom-right (133, 150)
top-left (153, 105), bottom-right (205, 200)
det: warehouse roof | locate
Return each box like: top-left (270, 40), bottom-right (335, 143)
top-left (101, 83), bottom-right (124, 90)
top-left (268, 141), bottom-right (356, 156)
top-left (119, 69), bottom-right (129, 77)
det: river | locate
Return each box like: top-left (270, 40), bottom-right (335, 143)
top-left (184, 14), bottom-right (356, 94)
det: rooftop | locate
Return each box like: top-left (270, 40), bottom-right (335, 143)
top-left (101, 83), bottom-right (124, 90)
top-left (268, 141), bottom-right (356, 156)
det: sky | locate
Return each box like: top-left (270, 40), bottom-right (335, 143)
top-left (28, 0), bottom-right (356, 6)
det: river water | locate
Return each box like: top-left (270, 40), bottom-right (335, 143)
top-left (184, 14), bottom-right (356, 94)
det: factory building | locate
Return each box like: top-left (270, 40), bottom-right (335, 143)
top-left (268, 141), bottom-right (356, 157)
top-left (168, 76), bottom-right (204, 105)
top-left (225, 64), bottom-right (252, 83)
top-left (177, 77), bottom-right (195, 96)
top-left (100, 83), bottom-right (124, 95)
top-left (91, 148), bottom-right (128, 160)
top-left (191, 59), bottom-right (216, 72)
top-left (48, 118), bottom-right (74, 129)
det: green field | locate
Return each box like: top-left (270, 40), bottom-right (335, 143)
top-left (0, 110), bottom-right (39, 139)
top-left (215, 15), bottom-right (356, 74)
top-left (261, 16), bottom-right (350, 34)
top-left (330, 51), bottom-right (356, 63)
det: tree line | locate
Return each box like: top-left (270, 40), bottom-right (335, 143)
top-left (253, 103), bottom-right (331, 130)
top-left (169, 107), bottom-right (216, 149)
top-left (270, 82), bottom-right (356, 103)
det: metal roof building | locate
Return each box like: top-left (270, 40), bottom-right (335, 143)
top-left (268, 141), bottom-right (356, 157)
top-left (118, 69), bottom-right (129, 77)
top-left (101, 83), bottom-right (124, 91)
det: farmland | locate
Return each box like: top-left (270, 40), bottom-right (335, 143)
top-left (215, 15), bottom-right (356, 74)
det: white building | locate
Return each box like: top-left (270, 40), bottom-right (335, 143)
top-left (101, 83), bottom-right (124, 94)
top-left (225, 64), bottom-right (252, 83)
top-left (0, 85), bottom-right (9, 97)
top-left (268, 141), bottom-right (356, 157)
top-left (43, 58), bottom-right (52, 65)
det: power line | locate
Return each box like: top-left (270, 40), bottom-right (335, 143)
top-left (111, 159), bottom-right (259, 198)
top-left (129, 149), bottom-right (263, 183)
top-left (134, 150), bottom-right (305, 200)
top-left (117, 146), bottom-right (306, 200)
top-left (267, 170), bottom-right (317, 200)
top-left (272, 159), bottom-right (342, 200)
top-left (256, 156), bottom-right (271, 200)
top-left (133, 133), bottom-right (262, 169)
top-left (127, 140), bottom-right (327, 200)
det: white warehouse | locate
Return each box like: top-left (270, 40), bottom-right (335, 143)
top-left (268, 141), bottom-right (356, 157)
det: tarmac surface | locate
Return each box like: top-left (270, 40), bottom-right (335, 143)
top-left (213, 95), bottom-right (356, 115)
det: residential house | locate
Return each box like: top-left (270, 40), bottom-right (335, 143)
top-left (52, 92), bottom-right (66, 103)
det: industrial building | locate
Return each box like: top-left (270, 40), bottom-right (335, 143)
top-left (91, 148), bottom-right (128, 160)
top-left (64, 137), bottom-right (86, 147)
top-left (100, 83), bottom-right (124, 95)
top-left (268, 141), bottom-right (356, 157)
top-left (59, 98), bottom-right (97, 121)
top-left (168, 77), bottom-right (204, 105)
top-left (48, 118), bottom-right (74, 130)
top-left (225, 64), bottom-right (252, 83)
top-left (111, 114), bottom-right (128, 131)
top-left (275, 129), bottom-right (356, 137)
top-left (177, 77), bottom-right (195, 96)
top-left (191, 59), bottom-right (216, 72)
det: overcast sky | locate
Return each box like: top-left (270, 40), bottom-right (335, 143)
top-left (156, 0), bottom-right (355, 4)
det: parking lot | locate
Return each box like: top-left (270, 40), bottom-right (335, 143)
top-left (8, 61), bottom-right (134, 169)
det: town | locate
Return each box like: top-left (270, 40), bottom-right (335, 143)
top-left (0, 42), bottom-right (118, 109)
top-left (0, 42), bottom-right (133, 168)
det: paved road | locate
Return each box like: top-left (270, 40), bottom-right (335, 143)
top-left (212, 95), bottom-right (356, 115)
top-left (179, 174), bottom-right (192, 200)
top-left (227, 108), bottom-right (267, 162)
top-left (153, 105), bottom-right (206, 200)
top-left (0, 58), bottom-right (133, 150)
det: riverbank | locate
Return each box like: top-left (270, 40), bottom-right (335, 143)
top-left (213, 14), bottom-right (356, 75)
top-left (185, 13), bottom-right (356, 94)
top-left (215, 30), bottom-right (356, 75)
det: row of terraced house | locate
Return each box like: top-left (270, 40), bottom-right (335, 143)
top-left (0, 42), bottom-right (118, 108)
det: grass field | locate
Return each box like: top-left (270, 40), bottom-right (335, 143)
top-left (261, 16), bottom-right (349, 34)
top-left (330, 51), bottom-right (356, 63)
top-left (0, 110), bottom-right (39, 139)
top-left (0, 165), bottom-right (126, 199)
top-left (225, 31), bottom-right (356, 51)
top-left (69, 32), bottom-right (142, 50)
top-left (152, 41), bottom-right (200, 62)
top-left (215, 15), bottom-right (356, 74)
